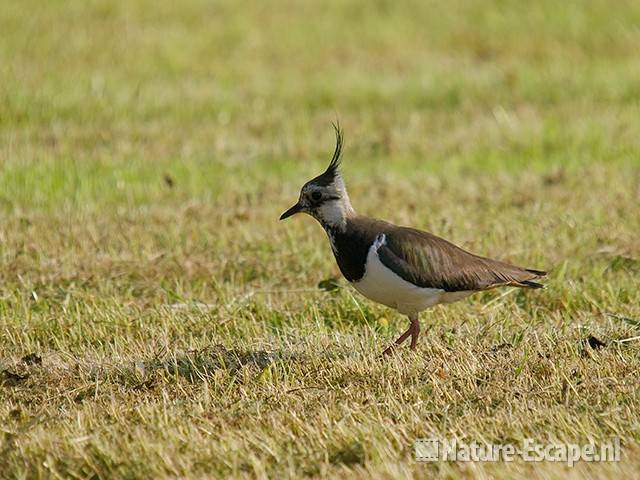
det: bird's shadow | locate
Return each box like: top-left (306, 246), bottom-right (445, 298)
top-left (132, 344), bottom-right (350, 383)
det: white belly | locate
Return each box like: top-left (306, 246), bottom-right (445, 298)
top-left (352, 235), bottom-right (472, 315)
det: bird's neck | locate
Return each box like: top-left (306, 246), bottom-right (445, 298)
top-left (315, 196), bottom-right (355, 233)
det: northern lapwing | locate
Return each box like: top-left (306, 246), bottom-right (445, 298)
top-left (280, 125), bottom-right (546, 355)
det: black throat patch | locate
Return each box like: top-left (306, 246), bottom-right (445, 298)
top-left (327, 218), bottom-right (382, 282)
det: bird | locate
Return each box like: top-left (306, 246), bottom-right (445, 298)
top-left (280, 125), bottom-right (546, 355)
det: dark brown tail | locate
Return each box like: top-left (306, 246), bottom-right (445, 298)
top-left (525, 268), bottom-right (547, 277)
top-left (520, 280), bottom-right (545, 289)
top-left (518, 269), bottom-right (547, 289)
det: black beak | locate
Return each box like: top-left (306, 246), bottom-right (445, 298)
top-left (279, 202), bottom-right (303, 220)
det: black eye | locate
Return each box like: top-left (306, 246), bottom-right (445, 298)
top-left (311, 191), bottom-right (322, 201)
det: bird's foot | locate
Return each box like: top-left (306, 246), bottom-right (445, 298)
top-left (381, 344), bottom-right (397, 356)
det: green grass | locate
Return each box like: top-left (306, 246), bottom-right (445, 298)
top-left (1, 0), bottom-right (640, 478)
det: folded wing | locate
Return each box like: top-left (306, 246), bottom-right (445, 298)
top-left (377, 226), bottom-right (546, 292)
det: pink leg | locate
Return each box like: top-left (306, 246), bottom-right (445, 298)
top-left (382, 314), bottom-right (420, 356)
top-left (409, 316), bottom-right (421, 350)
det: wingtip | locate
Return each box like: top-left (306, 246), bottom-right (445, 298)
top-left (526, 268), bottom-right (547, 277)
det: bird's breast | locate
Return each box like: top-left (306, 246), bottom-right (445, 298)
top-left (326, 228), bottom-right (371, 282)
top-left (352, 235), bottom-right (459, 315)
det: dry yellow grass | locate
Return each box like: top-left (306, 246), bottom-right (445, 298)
top-left (1, 0), bottom-right (640, 478)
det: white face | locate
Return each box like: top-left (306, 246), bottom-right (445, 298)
top-left (298, 175), bottom-right (352, 230)
top-left (280, 125), bottom-right (350, 227)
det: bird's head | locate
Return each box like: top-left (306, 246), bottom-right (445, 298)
top-left (280, 124), bottom-right (354, 231)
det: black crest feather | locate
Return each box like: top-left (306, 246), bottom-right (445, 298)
top-left (326, 122), bottom-right (343, 175)
top-left (309, 123), bottom-right (344, 187)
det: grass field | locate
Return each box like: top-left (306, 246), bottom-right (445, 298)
top-left (2, 0), bottom-right (640, 478)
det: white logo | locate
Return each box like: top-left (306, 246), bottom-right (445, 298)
top-left (415, 437), bottom-right (621, 466)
